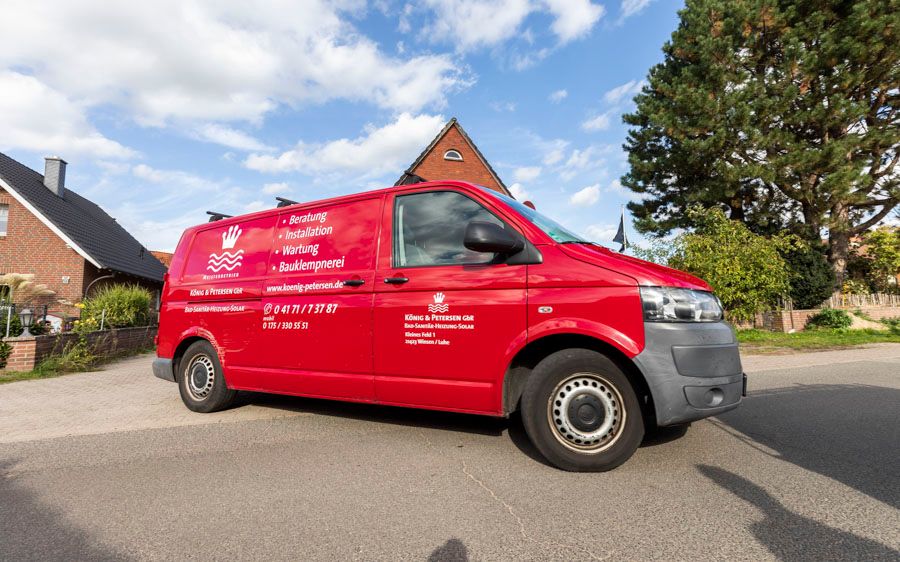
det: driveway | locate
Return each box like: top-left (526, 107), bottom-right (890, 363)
top-left (1, 346), bottom-right (898, 561)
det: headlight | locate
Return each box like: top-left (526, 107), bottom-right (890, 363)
top-left (640, 286), bottom-right (723, 322)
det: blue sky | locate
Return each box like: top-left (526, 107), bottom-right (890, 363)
top-left (0, 0), bottom-right (680, 251)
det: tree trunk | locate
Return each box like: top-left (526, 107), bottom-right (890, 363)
top-left (828, 203), bottom-right (850, 291)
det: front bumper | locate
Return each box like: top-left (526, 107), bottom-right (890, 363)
top-left (152, 357), bottom-right (175, 382)
top-left (633, 322), bottom-right (744, 426)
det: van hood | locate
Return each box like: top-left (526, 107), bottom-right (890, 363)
top-left (559, 243), bottom-right (711, 291)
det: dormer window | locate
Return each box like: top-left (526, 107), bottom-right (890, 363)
top-left (443, 149), bottom-right (463, 161)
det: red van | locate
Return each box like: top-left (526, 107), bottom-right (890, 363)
top-left (154, 181), bottom-right (744, 471)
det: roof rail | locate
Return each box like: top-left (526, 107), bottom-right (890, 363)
top-left (206, 211), bottom-right (232, 222)
top-left (276, 197), bottom-right (298, 208)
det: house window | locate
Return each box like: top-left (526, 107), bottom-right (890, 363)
top-left (0, 204), bottom-right (7, 236)
top-left (443, 149), bottom-right (463, 161)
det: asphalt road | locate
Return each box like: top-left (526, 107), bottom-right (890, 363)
top-left (1, 346), bottom-right (898, 561)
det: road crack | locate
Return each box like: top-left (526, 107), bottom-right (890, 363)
top-left (417, 429), bottom-right (610, 560)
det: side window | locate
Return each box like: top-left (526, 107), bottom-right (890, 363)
top-left (393, 191), bottom-right (506, 268)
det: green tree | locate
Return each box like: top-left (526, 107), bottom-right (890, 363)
top-left (859, 227), bottom-right (900, 291)
top-left (667, 207), bottom-right (791, 322)
top-left (780, 242), bottom-right (835, 309)
top-left (622, 0), bottom-right (900, 287)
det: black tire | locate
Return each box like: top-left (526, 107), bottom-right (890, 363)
top-left (177, 340), bottom-right (236, 413)
top-left (521, 349), bottom-right (644, 471)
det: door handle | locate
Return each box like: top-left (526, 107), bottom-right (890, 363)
top-left (342, 279), bottom-right (365, 287)
top-left (384, 277), bottom-right (409, 284)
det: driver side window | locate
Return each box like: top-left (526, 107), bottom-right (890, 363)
top-left (393, 191), bottom-right (505, 268)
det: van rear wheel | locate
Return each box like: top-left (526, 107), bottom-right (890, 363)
top-left (177, 341), bottom-right (236, 413)
top-left (521, 349), bottom-right (644, 471)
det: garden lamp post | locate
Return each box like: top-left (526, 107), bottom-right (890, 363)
top-left (19, 307), bottom-right (34, 337)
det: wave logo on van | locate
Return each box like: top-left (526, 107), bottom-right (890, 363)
top-left (427, 292), bottom-right (449, 313)
top-left (207, 225), bottom-right (244, 272)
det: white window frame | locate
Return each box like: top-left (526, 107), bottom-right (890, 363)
top-left (0, 203), bottom-right (8, 236)
top-left (443, 149), bottom-right (463, 162)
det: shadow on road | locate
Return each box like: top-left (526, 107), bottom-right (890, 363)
top-left (428, 538), bottom-right (469, 561)
top-left (715, 383), bottom-right (900, 509)
top-left (0, 459), bottom-right (127, 561)
top-left (698, 465), bottom-right (898, 561)
top-left (233, 391), bottom-right (687, 467)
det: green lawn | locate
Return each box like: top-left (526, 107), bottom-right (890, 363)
top-left (738, 328), bottom-right (900, 353)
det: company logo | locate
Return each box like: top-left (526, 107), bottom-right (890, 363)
top-left (207, 225), bottom-right (244, 272)
top-left (428, 292), bottom-right (449, 313)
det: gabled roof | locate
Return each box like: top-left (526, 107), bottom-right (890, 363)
top-left (395, 117), bottom-right (511, 196)
top-left (0, 152), bottom-right (166, 283)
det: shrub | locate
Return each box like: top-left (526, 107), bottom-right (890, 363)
top-left (780, 242), bottom-right (835, 309)
top-left (33, 338), bottom-right (97, 375)
top-left (0, 341), bottom-right (11, 368)
top-left (883, 318), bottom-right (900, 336)
top-left (76, 285), bottom-right (152, 333)
top-left (842, 279), bottom-right (871, 295)
top-left (0, 311), bottom-right (50, 338)
top-left (806, 308), bottom-right (852, 330)
top-left (666, 207), bottom-right (791, 322)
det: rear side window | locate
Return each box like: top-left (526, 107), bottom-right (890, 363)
top-left (393, 191), bottom-right (505, 268)
top-left (181, 215), bottom-right (276, 283)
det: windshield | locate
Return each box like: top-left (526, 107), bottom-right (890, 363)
top-left (479, 187), bottom-right (587, 244)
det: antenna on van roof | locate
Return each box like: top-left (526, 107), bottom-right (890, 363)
top-left (206, 211), bottom-right (232, 222)
top-left (276, 197), bottom-right (298, 208)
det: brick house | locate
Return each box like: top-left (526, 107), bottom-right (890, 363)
top-left (396, 117), bottom-right (512, 196)
top-left (0, 152), bottom-right (166, 320)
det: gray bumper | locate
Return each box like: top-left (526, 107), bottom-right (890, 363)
top-left (633, 322), bottom-right (744, 426)
top-left (152, 358), bottom-right (175, 382)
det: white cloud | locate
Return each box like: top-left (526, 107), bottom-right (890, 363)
top-left (0, 71), bottom-right (135, 159)
top-left (132, 164), bottom-right (222, 192)
top-left (603, 79), bottom-right (645, 104)
top-left (0, 1), bottom-right (468, 130)
top-left (420, 0), bottom-right (602, 51)
top-left (584, 223), bottom-right (617, 241)
top-left (262, 182), bottom-right (290, 195)
top-left (194, 124), bottom-right (272, 152)
top-left (570, 184), bottom-right (601, 206)
top-left (244, 200), bottom-right (269, 213)
top-left (508, 182), bottom-right (531, 201)
top-left (544, 0), bottom-right (605, 43)
top-left (620, 0), bottom-right (653, 20)
top-left (542, 139), bottom-right (570, 165)
top-left (490, 101), bottom-right (517, 112)
top-left (561, 145), bottom-right (609, 180)
top-left (582, 112), bottom-right (612, 132)
top-left (245, 113), bottom-right (446, 178)
top-left (513, 166), bottom-right (542, 182)
top-left (421, 0), bottom-right (535, 51)
top-left (605, 179), bottom-right (629, 195)
top-left (549, 89), bottom-right (568, 103)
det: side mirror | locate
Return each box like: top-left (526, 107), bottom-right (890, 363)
top-left (464, 221), bottom-right (524, 254)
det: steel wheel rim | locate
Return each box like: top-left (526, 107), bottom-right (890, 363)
top-left (547, 373), bottom-right (626, 454)
top-left (186, 355), bottom-right (215, 400)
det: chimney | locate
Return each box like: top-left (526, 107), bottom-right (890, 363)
top-left (44, 156), bottom-right (67, 197)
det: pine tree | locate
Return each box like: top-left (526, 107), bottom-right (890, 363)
top-left (622, 0), bottom-right (900, 286)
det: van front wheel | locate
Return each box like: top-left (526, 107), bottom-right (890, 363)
top-left (177, 341), bottom-right (236, 413)
top-left (521, 349), bottom-right (644, 471)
